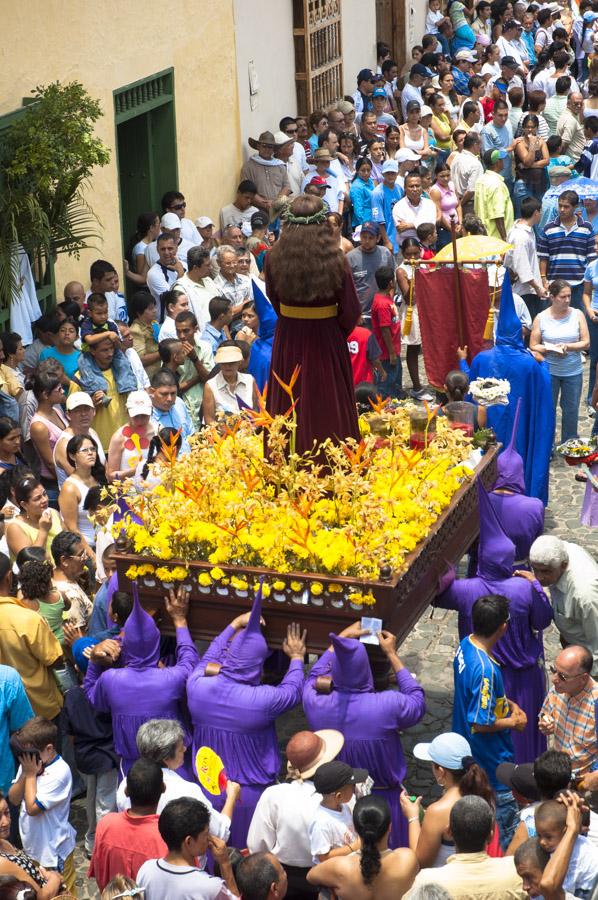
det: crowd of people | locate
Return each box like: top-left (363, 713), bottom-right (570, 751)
top-left (1, 0), bottom-right (598, 898)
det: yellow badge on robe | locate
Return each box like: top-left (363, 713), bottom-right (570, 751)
top-left (195, 746), bottom-right (227, 795)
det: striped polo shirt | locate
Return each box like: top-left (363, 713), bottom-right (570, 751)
top-left (537, 216), bottom-right (597, 285)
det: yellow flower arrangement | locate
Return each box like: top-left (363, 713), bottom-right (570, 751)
top-left (347, 590), bottom-right (377, 607)
top-left (310, 582), bottom-right (324, 596)
top-left (155, 566), bottom-right (189, 583)
top-left (198, 572), bottom-right (212, 587)
top-left (231, 575), bottom-right (249, 591)
top-left (114, 407), bottom-right (473, 582)
top-left (327, 583), bottom-right (343, 594)
top-left (125, 563), bottom-right (156, 580)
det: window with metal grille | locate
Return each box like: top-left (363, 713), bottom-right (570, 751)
top-left (114, 69), bottom-right (174, 124)
top-left (293, 0), bottom-right (343, 114)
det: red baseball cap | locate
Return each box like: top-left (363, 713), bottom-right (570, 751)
top-left (308, 176), bottom-right (330, 189)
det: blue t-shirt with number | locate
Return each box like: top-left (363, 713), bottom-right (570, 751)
top-left (453, 636), bottom-right (514, 790)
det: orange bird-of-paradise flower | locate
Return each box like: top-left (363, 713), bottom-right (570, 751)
top-left (175, 480), bottom-right (206, 506)
top-left (272, 365), bottom-right (301, 399)
top-left (368, 394), bottom-right (392, 413)
top-left (342, 440), bottom-right (372, 472)
top-left (160, 428), bottom-right (183, 466)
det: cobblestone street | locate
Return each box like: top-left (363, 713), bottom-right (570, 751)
top-left (73, 413), bottom-right (598, 898)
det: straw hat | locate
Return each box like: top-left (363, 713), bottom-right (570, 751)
top-left (286, 729), bottom-right (344, 780)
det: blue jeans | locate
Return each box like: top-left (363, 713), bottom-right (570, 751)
top-left (513, 179), bottom-right (546, 219)
top-left (586, 315), bottom-right (598, 404)
top-left (77, 349), bottom-right (137, 394)
top-left (376, 358), bottom-right (403, 398)
top-left (570, 282), bottom-right (584, 312)
top-left (551, 372), bottom-right (583, 444)
top-left (495, 790), bottom-right (519, 851)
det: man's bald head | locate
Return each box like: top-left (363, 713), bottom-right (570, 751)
top-left (551, 645), bottom-right (593, 696)
top-left (63, 281), bottom-right (86, 308)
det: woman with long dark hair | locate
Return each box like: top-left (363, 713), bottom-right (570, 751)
top-left (307, 795), bottom-right (418, 898)
top-left (125, 211), bottom-right (161, 285)
top-left (265, 195), bottom-right (360, 456)
top-left (58, 434), bottom-right (106, 561)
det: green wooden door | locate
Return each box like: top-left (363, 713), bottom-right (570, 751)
top-left (117, 113), bottom-right (152, 259)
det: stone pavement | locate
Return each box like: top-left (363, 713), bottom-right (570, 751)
top-left (72, 412), bottom-right (598, 898)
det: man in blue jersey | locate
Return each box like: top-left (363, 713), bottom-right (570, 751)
top-left (371, 160), bottom-right (404, 256)
top-left (452, 593), bottom-right (527, 850)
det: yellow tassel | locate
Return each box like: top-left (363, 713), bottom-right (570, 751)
top-left (403, 306), bottom-right (413, 337)
top-left (483, 304), bottom-right (495, 340)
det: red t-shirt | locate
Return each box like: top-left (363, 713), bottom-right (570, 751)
top-left (347, 326), bottom-right (382, 384)
top-left (421, 247), bottom-right (436, 261)
top-left (481, 96), bottom-right (495, 123)
top-left (88, 811), bottom-right (167, 891)
top-left (370, 293), bottom-right (401, 360)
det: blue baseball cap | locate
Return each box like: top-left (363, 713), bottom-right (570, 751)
top-left (373, 87), bottom-right (387, 98)
top-left (413, 732), bottom-right (473, 769)
top-left (491, 149), bottom-right (508, 162)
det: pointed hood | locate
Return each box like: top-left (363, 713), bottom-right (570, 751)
top-left (252, 279), bottom-right (277, 341)
top-left (330, 633), bottom-right (373, 693)
top-left (495, 270), bottom-right (523, 349)
top-left (248, 279), bottom-right (277, 392)
top-left (477, 479), bottom-right (516, 580)
top-left (493, 397), bottom-right (526, 493)
top-left (121, 583), bottom-right (161, 668)
top-left (221, 582), bottom-right (269, 685)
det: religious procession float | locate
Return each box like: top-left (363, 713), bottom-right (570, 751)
top-left (113, 385), bottom-right (500, 652)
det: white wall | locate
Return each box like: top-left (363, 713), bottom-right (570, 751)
top-left (407, 0), bottom-right (428, 51)
top-left (234, 0), bottom-right (297, 161)
top-left (341, 0), bottom-right (377, 96)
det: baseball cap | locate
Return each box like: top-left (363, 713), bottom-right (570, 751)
top-left (395, 148), bottom-right (421, 163)
top-left (420, 105), bottom-right (433, 118)
top-left (372, 87), bottom-right (387, 98)
top-left (501, 56), bottom-right (519, 69)
top-left (313, 760), bottom-right (369, 794)
top-left (160, 212), bottom-right (181, 229)
top-left (250, 210), bottom-right (270, 228)
top-left (454, 49), bottom-right (478, 62)
top-left (66, 391), bottom-right (95, 412)
top-left (360, 221), bottom-right (380, 237)
top-left (381, 159), bottom-right (399, 174)
top-left (411, 63), bottom-right (434, 78)
top-left (195, 216), bottom-right (214, 229)
top-left (496, 763), bottom-right (540, 800)
top-left (584, 10), bottom-right (598, 20)
top-left (494, 79), bottom-right (509, 93)
top-left (308, 175), bottom-right (331, 189)
top-left (413, 732), bottom-right (473, 770)
top-left (491, 149), bottom-right (508, 162)
top-left (357, 68), bottom-right (374, 84)
top-left (126, 390), bottom-right (153, 417)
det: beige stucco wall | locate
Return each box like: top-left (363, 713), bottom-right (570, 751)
top-left (1, 0), bottom-right (241, 295)
top-left (234, 0), bottom-right (297, 159)
top-left (407, 0), bottom-right (428, 54)
top-left (341, 0), bottom-right (377, 96)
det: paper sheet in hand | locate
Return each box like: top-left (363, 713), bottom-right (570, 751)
top-left (360, 617), bottom-right (383, 645)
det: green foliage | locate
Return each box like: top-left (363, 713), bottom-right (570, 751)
top-left (0, 81), bottom-right (111, 306)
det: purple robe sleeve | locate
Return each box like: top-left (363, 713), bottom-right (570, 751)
top-left (174, 625), bottom-right (200, 675)
top-left (389, 669), bottom-right (426, 729)
top-left (261, 658), bottom-right (305, 717)
top-left (305, 649), bottom-right (334, 685)
top-left (83, 661), bottom-right (110, 713)
top-left (200, 624), bottom-right (236, 669)
top-left (528, 580), bottom-right (554, 632)
top-left (433, 580), bottom-right (467, 613)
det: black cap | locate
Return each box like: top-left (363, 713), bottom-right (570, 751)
top-left (501, 56), bottom-right (519, 69)
top-left (313, 761), bottom-right (369, 794)
top-left (496, 763), bottom-right (540, 801)
top-left (250, 211), bottom-right (269, 228)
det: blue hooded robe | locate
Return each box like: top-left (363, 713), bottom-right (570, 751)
top-left (247, 279), bottom-right (277, 392)
top-left (469, 272), bottom-right (554, 504)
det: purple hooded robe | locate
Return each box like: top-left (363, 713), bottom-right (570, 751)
top-left (186, 589), bottom-right (305, 848)
top-left (489, 400), bottom-right (545, 567)
top-left (303, 634), bottom-right (426, 848)
top-left (84, 589), bottom-right (199, 774)
top-left (434, 481), bottom-right (553, 764)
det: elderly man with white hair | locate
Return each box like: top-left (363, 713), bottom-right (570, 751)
top-left (214, 244), bottom-right (252, 314)
top-left (115, 719), bottom-right (240, 846)
top-left (527, 536), bottom-right (598, 671)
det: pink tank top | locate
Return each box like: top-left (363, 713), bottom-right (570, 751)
top-left (31, 408), bottom-right (67, 479)
top-left (436, 180), bottom-right (459, 218)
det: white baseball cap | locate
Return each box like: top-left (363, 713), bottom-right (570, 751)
top-left (66, 391), bottom-right (95, 412)
top-left (126, 390), bottom-right (153, 417)
top-left (195, 216), bottom-right (214, 229)
top-left (160, 212), bottom-right (181, 229)
top-left (395, 148), bottom-right (421, 163)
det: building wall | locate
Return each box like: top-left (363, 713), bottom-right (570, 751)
top-left (407, 0), bottom-right (427, 55)
top-left (341, 0), bottom-right (377, 96)
top-left (0, 0), bottom-right (241, 293)
top-left (234, 0), bottom-right (297, 159)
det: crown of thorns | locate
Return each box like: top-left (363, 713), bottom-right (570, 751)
top-left (282, 207), bottom-right (328, 226)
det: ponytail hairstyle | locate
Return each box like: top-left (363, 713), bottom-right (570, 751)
top-left (353, 795), bottom-right (391, 885)
top-left (445, 370), bottom-right (470, 402)
top-left (141, 427), bottom-right (183, 479)
top-left (352, 156), bottom-right (373, 183)
top-left (455, 755), bottom-right (496, 809)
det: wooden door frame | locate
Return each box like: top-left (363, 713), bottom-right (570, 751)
top-left (375, 0), bottom-right (406, 67)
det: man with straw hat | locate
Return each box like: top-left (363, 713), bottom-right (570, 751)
top-left (241, 131), bottom-right (291, 212)
top-left (247, 729), bottom-right (344, 899)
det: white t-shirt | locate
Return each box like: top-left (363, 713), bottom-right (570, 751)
top-left (173, 274), bottom-right (217, 332)
top-left (145, 238), bottom-right (194, 270)
top-left (179, 217), bottom-right (201, 245)
top-left (17, 755), bottom-right (77, 867)
top-left (158, 316), bottom-right (177, 342)
top-left (247, 779), bottom-right (322, 867)
top-left (116, 767), bottom-right (230, 842)
top-left (137, 858), bottom-right (235, 900)
top-left (219, 202), bottom-right (259, 232)
top-left (126, 347), bottom-right (150, 390)
top-left (392, 196), bottom-right (437, 240)
top-left (401, 82), bottom-right (423, 119)
top-left (309, 803), bottom-right (357, 864)
top-left (146, 263), bottom-right (181, 304)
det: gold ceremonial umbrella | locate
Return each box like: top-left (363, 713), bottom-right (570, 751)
top-left (431, 235), bottom-right (512, 263)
